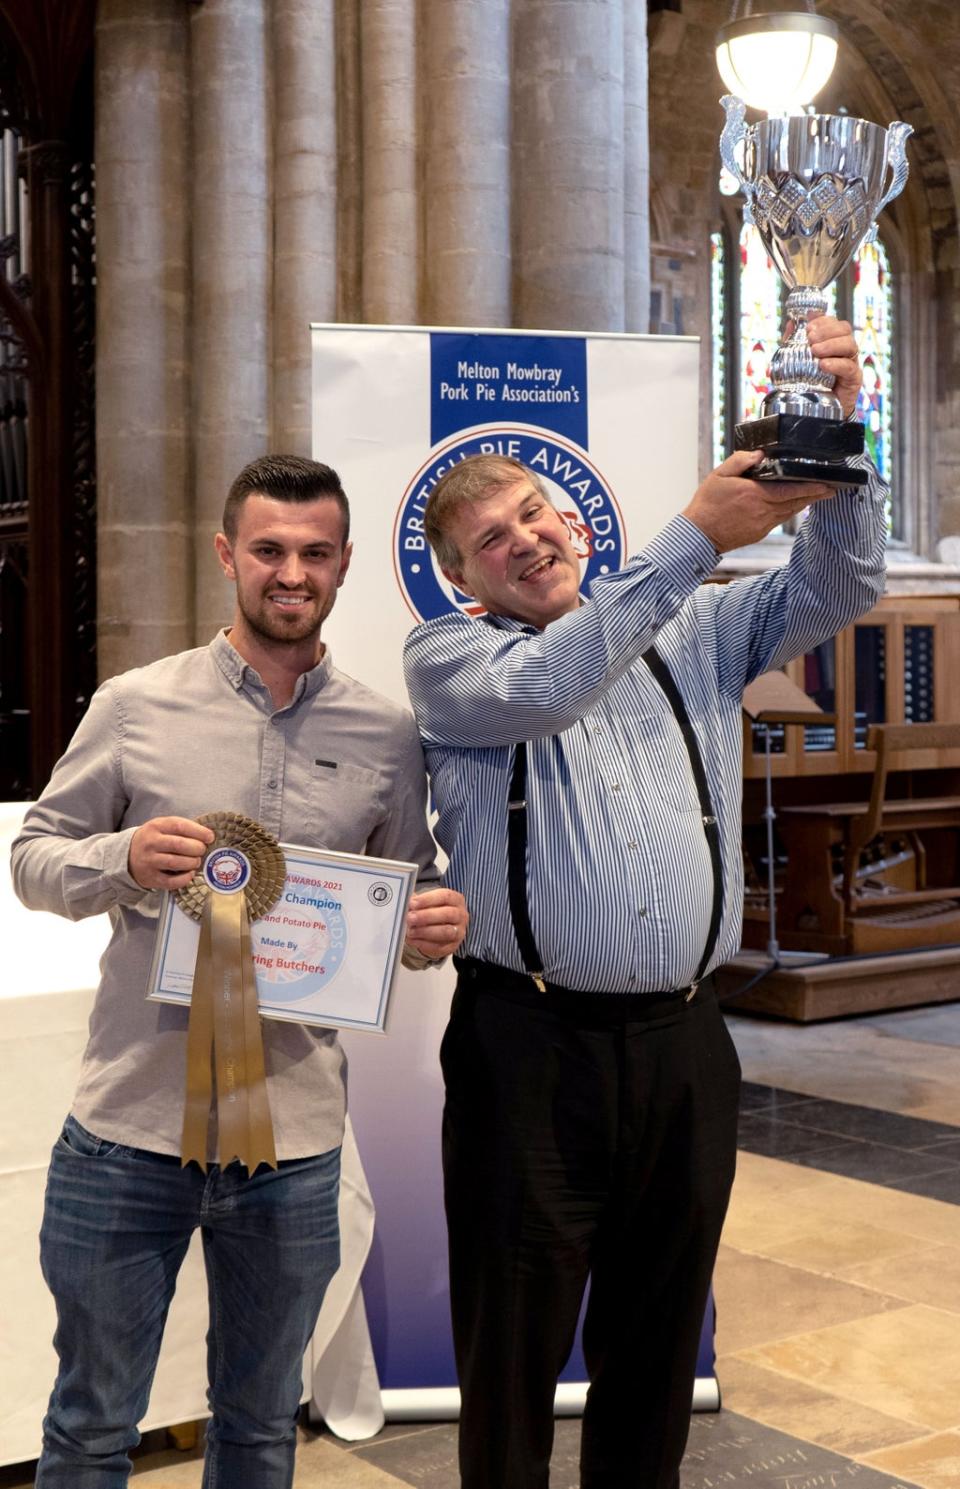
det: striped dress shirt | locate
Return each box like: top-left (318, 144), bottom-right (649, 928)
top-left (403, 471), bottom-right (887, 993)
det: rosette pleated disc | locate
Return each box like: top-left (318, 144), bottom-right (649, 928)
top-left (175, 811), bottom-right (286, 922)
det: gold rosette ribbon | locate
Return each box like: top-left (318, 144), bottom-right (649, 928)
top-left (176, 812), bottom-right (286, 1171)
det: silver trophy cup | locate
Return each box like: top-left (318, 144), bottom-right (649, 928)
top-left (720, 95), bottom-right (913, 484)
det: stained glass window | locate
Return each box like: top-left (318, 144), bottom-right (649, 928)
top-left (852, 237), bottom-right (894, 490)
top-left (710, 231), bottom-right (727, 469)
top-left (738, 222), bottom-right (783, 424)
top-left (711, 211), bottom-right (897, 536)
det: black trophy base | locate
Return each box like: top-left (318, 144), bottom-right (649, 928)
top-left (734, 412), bottom-right (869, 488)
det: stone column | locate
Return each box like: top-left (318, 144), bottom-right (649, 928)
top-left (334, 0), bottom-right (363, 322)
top-left (191, 0), bottom-right (272, 643)
top-left (360, 0), bottom-right (418, 323)
top-left (512, 0), bottom-right (626, 331)
top-left (272, 0), bottom-right (337, 454)
top-left (95, 0), bottom-right (191, 679)
top-left (624, 1), bottom-right (651, 333)
top-left (422, 0), bottom-right (511, 327)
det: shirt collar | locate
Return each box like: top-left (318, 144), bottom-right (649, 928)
top-left (210, 628), bottom-right (334, 701)
top-left (481, 611), bottom-right (539, 636)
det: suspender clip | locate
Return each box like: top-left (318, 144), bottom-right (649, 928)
top-left (532, 972), bottom-right (547, 993)
top-left (702, 814), bottom-right (717, 827)
top-left (685, 981), bottom-right (699, 1002)
top-left (508, 800), bottom-right (527, 811)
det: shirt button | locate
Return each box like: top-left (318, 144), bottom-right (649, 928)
top-left (628, 840), bottom-right (638, 850)
top-left (611, 782), bottom-right (621, 791)
top-left (638, 907), bottom-right (648, 917)
top-left (267, 779), bottom-right (278, 790)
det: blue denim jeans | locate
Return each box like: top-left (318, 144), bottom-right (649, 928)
top-left (36, 1114), bottom-right (341, 1488)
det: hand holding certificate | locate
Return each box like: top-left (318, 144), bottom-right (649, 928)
top-left (149, 836), bottom-right (417, 1035)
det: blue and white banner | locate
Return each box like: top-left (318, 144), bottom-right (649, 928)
top-left (311, 323), bottom-right (717, 1414)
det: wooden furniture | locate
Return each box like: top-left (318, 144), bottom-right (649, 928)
top-left (730, 597), bottom-right (960, 1016)
top-left (843, 722), bottom-right (960, 916)
top-left (741, 671), bottom-right (833, 963)
top-left (741, 596), bottom-right (960, 783)
top-left (718, 945), bottom-right (960, 1022)
top-left (776, 725), bottom-right (960, 955)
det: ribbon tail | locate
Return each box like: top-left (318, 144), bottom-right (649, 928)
top-left (210, 891), bottom-right (252, 1168)
top-left (210, 891), bottom-right (278, 1172)
top-left (181, 897), bottom-right (215, 1167)
top-left (239, 896), bottom-right (278, 1172)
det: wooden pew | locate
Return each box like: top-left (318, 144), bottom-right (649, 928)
top-left (777, 722), bottom-right (960, 955)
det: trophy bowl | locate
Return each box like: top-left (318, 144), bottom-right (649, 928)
top-left (720, 95), bottom-right (913, 484)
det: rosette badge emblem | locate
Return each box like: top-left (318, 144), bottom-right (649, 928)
top-left (203, 848), bottom-right (251, 893)
top-left (720, 95), bottom-right (913, 485)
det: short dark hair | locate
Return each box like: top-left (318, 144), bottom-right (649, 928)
top-left (222, 454), bottom-right (350, 545)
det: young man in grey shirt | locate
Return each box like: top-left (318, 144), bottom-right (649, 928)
top-left (12, 453), bottom-right (467, 1489)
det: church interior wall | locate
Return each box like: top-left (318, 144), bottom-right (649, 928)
top-left (5, 0), bottom-right (960, 738)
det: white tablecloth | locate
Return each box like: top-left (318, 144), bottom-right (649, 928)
top-left (1, 805), bottom-right (383, 1466)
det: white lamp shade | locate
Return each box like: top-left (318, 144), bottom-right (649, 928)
top-left (716, 14), bottom-right (839, 115)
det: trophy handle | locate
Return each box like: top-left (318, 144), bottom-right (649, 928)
top-left (719, 95), bottom-right (748, 185)
top-left (875, 121), bottom-right (914, 219)
top-left (720, 94), bottom-right (754, 226)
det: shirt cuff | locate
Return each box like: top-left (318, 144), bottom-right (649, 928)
top-left (640, 513), bottom-right (720, 590)
top-left (401, 943), bottom-right (446, 971)
top-left (99, 826), bottom-right (145, 890)
top-left (60, 827), bottom-right (155, 914)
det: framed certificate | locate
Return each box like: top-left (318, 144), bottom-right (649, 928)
top-left (147, 842), bottom-right (417, 1032)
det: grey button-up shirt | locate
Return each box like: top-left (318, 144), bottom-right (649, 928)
top-left (11, 631), bottom-right (440, 1159)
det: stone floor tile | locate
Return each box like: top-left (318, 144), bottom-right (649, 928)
top-left (839, 1243), bottom-right (960, 1309)
top-left (126, 1435), bottom-right (416, 1486)
top-left (720, 1192), bottom-right (837, 1257)
top-left (738, 1081), bottom-right (816, 1114)
top-left (744, 1215), bottom-right (924, 1276)
top-left (863, 1430), bottom-right (960, 1489)
top-left (737, 1112), bottom-right (857, 1161)
top-left (717, 1355), bottom-right (925, 1458)
top-left (679, 1409), bottom-right (918, 1489)
top-left (349, 1420), bottom-right (460, 1486)
top-left (733, 1154), bottom-right (960, 1249)
top-left (806, 1175), bottom-right (960, 1246)
top-left (792, 1140), bottom-right (959, 1188)
top-left (739, 1304), bottom-right (960, 1432)
top-left (291, 1437), bottom-right (410, 1487)
top-left (912, 1135), bottom-right (960, 1161)
top-left (776, 1098), bottom-right (960, 1151)
top-left (867, 1007), bottom-right (960, 1048)
top-left (729, 1148), bottom-right (845, 1210)
top-left (727, 1014), bottom-right (960, 1127)
top-left (713, 1245), bottom-right (904, 1356)
top-left (889, 1165), bottom-right (960, 1204)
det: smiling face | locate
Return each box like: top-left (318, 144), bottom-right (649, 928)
top-left (214, 494), bottom-right (352, 655)
top-left (441, 479), bottom-right (582, 629)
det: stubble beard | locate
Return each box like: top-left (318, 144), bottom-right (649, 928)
top-left (237, 588), bottom-right (328, 648)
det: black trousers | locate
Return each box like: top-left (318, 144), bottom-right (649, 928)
top-left (440, 963), bottom-right (741, 1489)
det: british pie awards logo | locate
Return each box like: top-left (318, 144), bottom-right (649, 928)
top-left (393, 429), bottom-right (626, 623)
top-left (203, 847), bottom-right (251, 895)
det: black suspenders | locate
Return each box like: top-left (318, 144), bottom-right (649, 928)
top-left (507, 743), bottom-right (549, 992)
top-left (506, 644), bottom-right (724, 994)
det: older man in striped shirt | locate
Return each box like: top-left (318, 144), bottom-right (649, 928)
top-left (403, 316), bottom-right (886, 1489)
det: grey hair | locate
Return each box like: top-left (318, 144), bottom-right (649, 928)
top-left (424, 455), bottom-right (551, 570)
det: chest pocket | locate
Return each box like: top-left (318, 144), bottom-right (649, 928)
top-left (627, 712), bottom-right (702, 814)
top-left (310, 760), bottom-right (386, 852)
